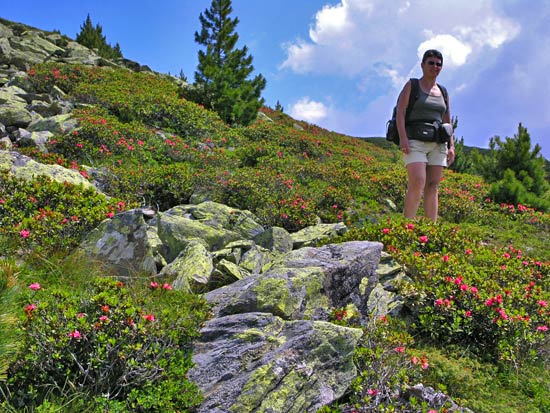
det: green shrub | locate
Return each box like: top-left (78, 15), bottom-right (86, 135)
top-left (3, 277), bottom-right (209, 411)
top-left (340, 218), bottom-right (550, 364)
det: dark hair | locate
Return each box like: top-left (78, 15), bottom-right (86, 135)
top-left (422, 49), bottom-right (443, 64)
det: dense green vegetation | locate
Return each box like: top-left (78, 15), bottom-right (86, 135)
top-left (1, 60), bottom-right (550, 412)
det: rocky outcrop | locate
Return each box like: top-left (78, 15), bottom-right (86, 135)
top-left (0, 18), bottom-right (151, 73)
top-left (0, 150), bottom-right (96, 189)
top-left (73, 200), bottom-right (403, 411)
top-left (188, 313), bottom-right (362, 413)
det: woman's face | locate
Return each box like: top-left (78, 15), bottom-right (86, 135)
top-left (422, 57), bottom-right (443, 77)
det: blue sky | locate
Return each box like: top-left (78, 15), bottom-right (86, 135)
top-left (2, 0), bottom-right (549, 159)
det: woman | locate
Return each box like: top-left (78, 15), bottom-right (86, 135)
top-left (396, 49), bottom-right (455, 221)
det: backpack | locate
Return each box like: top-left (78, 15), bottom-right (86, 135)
top-left (385, 78), bottom-right (448, 145)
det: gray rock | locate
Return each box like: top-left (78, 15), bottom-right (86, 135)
top-left (160, 238), bottom-right (214, 292)
top-left (188, 312), bottom-right (362, 413)
top-left (205, 241), bottom-right (383, 321)
top-left (0, 150), bottom-right (96, 189)
top-left (253, 226), bottom-right (293, 254)
top-left (291, 222), bottom-right (348, 249)
top-left (75, 209), bottom-right (163, 277)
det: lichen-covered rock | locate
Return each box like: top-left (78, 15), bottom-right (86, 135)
top-left (205, 241), bottom-right (383, 321)
top-left (188, 312), bottom-right (362, 413)
top-left (290, 222), bottom-right (348, 249)
top-left (156, 210), bottom-right (242, 262)
top-left (75, 209), bottom-right (162, 277)
top-left (160, 238), bottom-right (213, 292)
top-left (27, 113), bottom-right (78, 135)
top-left (176, 201), bottom-right (265, 239)
top-left (0, 150), bottom-right (96, 189)
top-left (253, 226), bottom-right (293, 254)
top-left (0, 100), bottom-right (31, 127)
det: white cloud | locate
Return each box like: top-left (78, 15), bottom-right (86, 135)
top-left (281, 0), bottom-right (521, 83)
top-left (418, 34), bottom-right (472, 68)
top-left (289, 97), bottom-right (328, 123)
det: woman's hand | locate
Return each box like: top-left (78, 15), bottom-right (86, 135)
top-left (447, 146), bottom-right (456, 165)
top-left (400, 137), bottom-right (410, 154)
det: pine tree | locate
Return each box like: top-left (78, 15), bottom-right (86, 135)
top-left (76, 14), bottom-right (122, 60)
top-left (192, 0), bottom-right (266, 125)
top-left (479, 123), bottom-right (550, 210)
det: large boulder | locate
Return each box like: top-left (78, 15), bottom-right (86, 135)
top-left (0, 150), bottom-right (96, 189)
top-left (75, 209), bottom-right (164, 277)
top-left (205, 241), bottom-right (382, 321)
top-left (187, 312), bottom-right (362, 413)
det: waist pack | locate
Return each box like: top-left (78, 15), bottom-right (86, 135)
top-left (407, 122), bottom-right (437, 141)
top-left (407, 121), bottom-right (454, 144)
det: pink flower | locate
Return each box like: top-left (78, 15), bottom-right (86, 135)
top-left (465, 310), bottom-right (472, 317)
top-left (382, 228), bottom-right (390, 234)
top-left (20, 229), bottom-right (31, 239)
top-left (460, 284), bottom-right (469, 291)
top-left (537, 326), bottom-right (548, 331)
top-left (77, 313), bottom-right (87, 318)
top-left (28, 283), bottom-right (41, 290)
top-left (538, 300), bottom-right (547, 307)
top-left (144, 314), bottom-right (155, 322)
top-left (24, 303), bottom-right (37, 312)
top-left (419, 235), bottom-right (428, 243)
top-left (106, 211), bottom-right (115, 218)
top-left (99, 315), bottom-right (109, 322)
top-left (406, 223), bottom-right (414, 230)
top-left (162, 283), bottom-right (173, 290)
top-left (435, 298), bottom-right (444, 306)
top-left (0, 199), bottom-right (5, 204)
top-left (470, 286), bottom-right (478, 294)
top-left (69, 330), bottom-right (82, 339)
top-left (367, 388), bottom-right (378, 396)
top-left (394, 346), bottom-right (406, 353)
top-left (442, 255), bottom-right (449, 262)
top-left (149, 282), bottom-right (159, 289)
top-left (465, 248), bottom-right (472, 255)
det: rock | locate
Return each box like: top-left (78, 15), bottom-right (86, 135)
top-left (187, 312), bottom-right (362, 413)
top-left (253, 226), bottom-right (293, 254)
top-left (205, 241), bottom-right (382, 321)
top-left (0, 150), bottom-right (96, 189)
top-left (160, 238), bottom-right (214, 292)
top-left (404, 384), bottom-right (474, 412)
top-left (290, 222), bottom-right (348, 249)
top-left (75, 209), bottom-right (163, 277)
top-left (15, 129), bottom-right (53, 152)
top-left (0, 101), bottom-right (31, 127)
top-left (156, 209), bottom-right (242, 262)
top-left (27, 113), bottom-right (78, 135)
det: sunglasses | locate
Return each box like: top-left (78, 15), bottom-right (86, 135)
top-left (426, 60), bottom-right (443, 67)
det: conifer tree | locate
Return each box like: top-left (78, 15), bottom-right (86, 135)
top-left (76, 14), bottom-right (122, 60)
top-left (477, 123), bottom-right (550, 210)
top-left (191, 0), bottom-right (266, 125)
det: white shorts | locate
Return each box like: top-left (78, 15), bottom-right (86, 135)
top-left (404, 140), bottom-right (448, 167)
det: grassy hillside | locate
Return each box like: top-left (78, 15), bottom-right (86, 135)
top-left (1, 62), bottom-right (550, 412)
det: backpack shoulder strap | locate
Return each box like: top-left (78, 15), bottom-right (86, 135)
top-left (405, 78), bottom-right (419, 120)
top-left (437, 83), bottom-right (449, 113)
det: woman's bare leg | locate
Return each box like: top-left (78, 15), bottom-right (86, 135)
top-left (404, 162), bottom-right (427, 219)
top-left (423, 165), bottom-right (444, 221)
